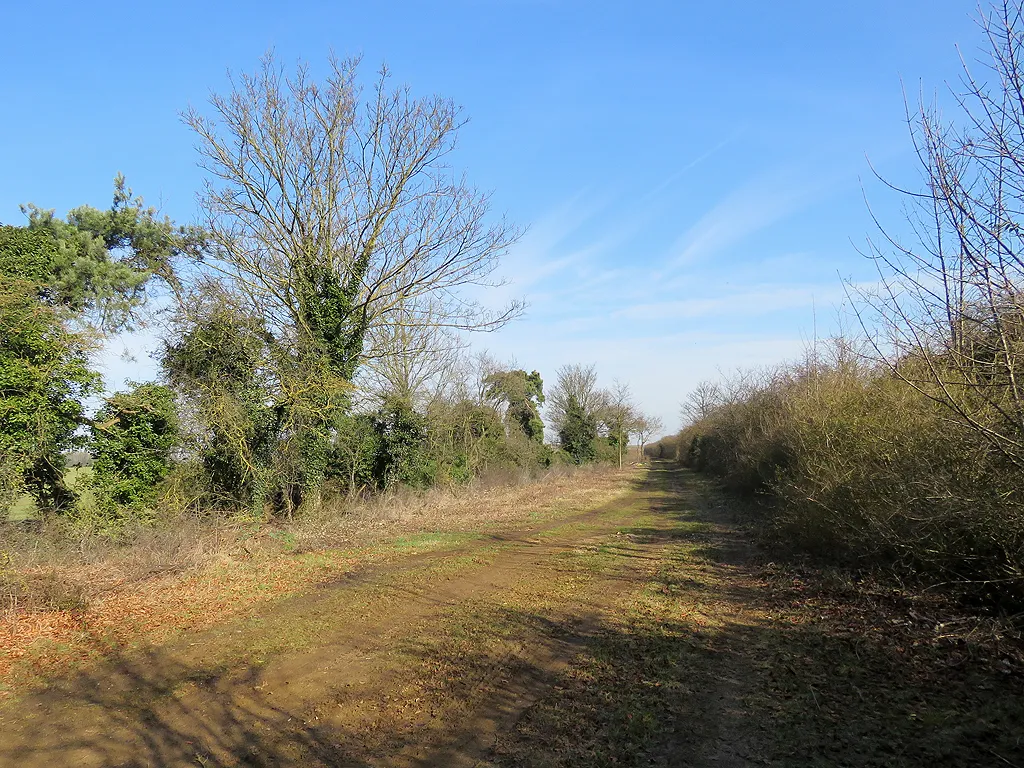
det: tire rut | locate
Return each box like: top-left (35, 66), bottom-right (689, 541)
top-left (0, 474), bottom-right (654, 767)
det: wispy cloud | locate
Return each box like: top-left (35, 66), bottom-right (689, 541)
top-left (661, 170), bottom-right (830, 272)
top-left (474, 172), bottom-right (857, 436)
top-left (495, 189), bottom-right (662, 303)
top-left (639, 130), bottom-right (746, 205)
top-left (612, 283), bottom-right (848, 322)
top-left (489, 194), bottom-right (607, 302)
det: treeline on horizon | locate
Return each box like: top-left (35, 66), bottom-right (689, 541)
top-left (0, 55), bottom-right (660, 535)
top-left (650, 4), bottom-right (1024, 610)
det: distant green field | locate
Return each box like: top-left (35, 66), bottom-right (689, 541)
top-left (7, 494), bottom-right (37, 522)
top-left (6, 466), bottom-right (95, 521)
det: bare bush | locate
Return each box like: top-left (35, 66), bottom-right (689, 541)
top-left (678, 341), bottom-right (1024, 604)
top-left (859, 2), bottom-right (1024, 472)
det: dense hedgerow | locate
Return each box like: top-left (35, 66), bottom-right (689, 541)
top-left (664, 344), bottom-right (1024, 607)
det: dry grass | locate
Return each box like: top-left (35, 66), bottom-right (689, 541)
top-left (677, 345), bottom-right (1024, 607)
top-left (293, 463), bottom-right (622, 550)
top-left (0, 463), bottom-right (630, 693)
top-left (0, 515), bottom-right (241, 611)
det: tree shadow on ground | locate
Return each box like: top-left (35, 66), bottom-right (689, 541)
top-left (0, 646), bottom-right (381, 767)
top-left (527, 462), bottom-right (1024, 768)
top-left (0, 464), bottom-right (1020, 767)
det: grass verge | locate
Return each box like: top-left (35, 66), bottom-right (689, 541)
top-left (0, 465), bottom-right (631, 699)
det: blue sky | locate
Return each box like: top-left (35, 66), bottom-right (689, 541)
top-left (0, 1), bottom-right (983, 434)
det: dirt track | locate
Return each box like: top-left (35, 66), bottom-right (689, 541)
top-left (5, 465), bottom-right (1018, 767)
top-left (0, 464), bottom-right (771, 767)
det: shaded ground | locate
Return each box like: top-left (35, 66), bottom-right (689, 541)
top-left (1, 465), bottom-right (1021, 767)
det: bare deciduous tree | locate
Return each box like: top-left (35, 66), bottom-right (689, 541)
top-left (858, 1), bottom-right (1024, 468)
top-left (598, 380), bottom-right (640, 469)
top-left (182, 53), bottom-right (523, 381)
top-left (546, 363), bottom-right (602, 435)
top-left (680, 380), bottom-right (723, 426)
top-left (634, 413), bottom-right (664, 461)
top-left (170, 54), bottom-right (525, 513)
top-left (355, 304), bottom-right (467, 408)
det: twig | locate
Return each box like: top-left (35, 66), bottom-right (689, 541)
top-left (989, 748), bottom-right (1021, 768)
top-left (809, 685), bottom-right (821, 711)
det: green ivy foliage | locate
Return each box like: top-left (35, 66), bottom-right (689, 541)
top-left (484, 369), bottom-right (546, 442)
top-left (371, 397), bottom-right (435, 489)
top-left (89, 383), bottom-right (179, 515)
top-left (296, 257), bottom-right (370, 381)
top-left (327, 412), bottom-right (382, 495)
top-left (558, 398), bottom-right (598, 465)
top-left (0, 287), bottom-right (100, 512)
top-left (163, 306), bottom-right (280, 512)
